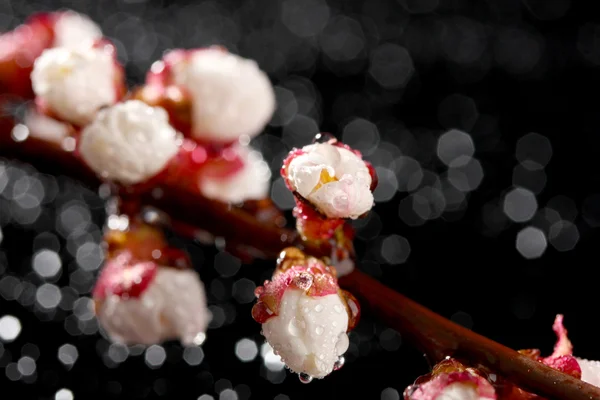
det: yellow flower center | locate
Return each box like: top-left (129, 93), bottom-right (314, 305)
top-left (311, 169), bottom-right (337, 194)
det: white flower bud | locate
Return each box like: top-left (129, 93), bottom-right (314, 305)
top-left (31, 46), bottom-right (117, 126)
top-left (287, 143), bottom-right (374, 219)
top-left (578, 358), bottom-right (600, 388)
top-left (79, 100), bottom-right (179, 185)
top-left (95, 267), bottom-right (209, 346)
top-left (53, 11), bottom-right (102, 50)
top-left (172, 50), bottom-right (275, 142)
top-left (436, 383), bottom-right (489, 400)
top-left (261, 289), bottom-right (349, 379)
top-left (200, 145), bottom-right (271, 203)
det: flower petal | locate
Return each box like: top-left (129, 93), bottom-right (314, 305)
top-left (550, 314), bottom-right (573, 358)
top-left (576, 358), bottom-right (600, 388)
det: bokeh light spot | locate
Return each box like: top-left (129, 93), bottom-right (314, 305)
top-left (516, 226), bottom-right (547, 259)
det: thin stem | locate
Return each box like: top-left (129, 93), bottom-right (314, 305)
top-left (2, 117), bottom-right (600, 400)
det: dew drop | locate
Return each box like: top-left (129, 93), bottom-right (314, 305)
top-left (299, 373), bottom-right (313, 384)
top-left (315, 326), bottom-right (324, 335)
top-left (287, 318), bottom-right (304, 337)
top-left (334, 356), bottom-right (345, 371)
top-left (333, 195), bottom-right (349, 211)
top-left (314, 304), bottom-right (324, 313)
top-left (312, 132), bottom-right (336, 144)
top-left (333, 305), bottom-right (343, 314)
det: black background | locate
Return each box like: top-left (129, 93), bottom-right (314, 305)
top-left (2, 0), bottom-right (600, 399)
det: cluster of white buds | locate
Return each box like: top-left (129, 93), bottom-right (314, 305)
top-left (10, 8), bottom-right (378, 387)
top-left (28, 15), bottom-right (282, 350)
top-left (142, 47), bottom-right (276, 203)
top-left (30, 43), bottom-right (277, 205)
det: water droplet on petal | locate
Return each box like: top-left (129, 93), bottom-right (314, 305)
top-left (314, 304), bottom-right (324, 313)
top-left (333, 195), bottom-right (349, 211)
top-left (334, 356), bottom-right (345, 371)
top-left (299, 373), bottom-right (313, 384)
top-left (312, 132), bottom-right (336, 144)
top-left (315, 326), bottom-right (324, 335)
top-left (293, 272), bottom-right (313, 291)
top-left (287, 318), bottom-right (304, 337)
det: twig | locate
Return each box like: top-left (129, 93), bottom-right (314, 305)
top-left (2, 116), bottom-right (600, 400)
top-left (340, 270), bottom-right (600, 400)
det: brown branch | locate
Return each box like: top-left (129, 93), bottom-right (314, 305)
top-left (340, 270), bottom-right (600, 400)
top-left (2, 117), bottom-right (600, 400)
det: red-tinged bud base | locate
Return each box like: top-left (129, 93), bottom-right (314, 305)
top-left (92, 250), bottom-right (157, 300)
top-left (252, 247), bottom-right (360, 332)
top-left (113, 138), bottom-right (245, 197)
top-left (293, 199), bottom-right (344, 242)
top-left (104, 220), bottom-right (193, 269)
